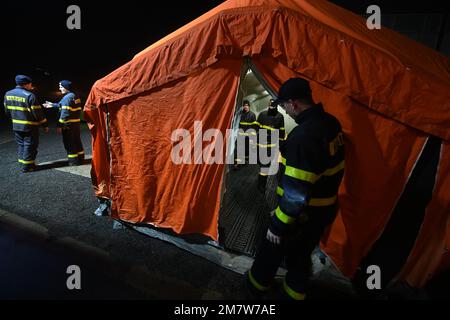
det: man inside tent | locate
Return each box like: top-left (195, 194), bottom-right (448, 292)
top-left (256, 99), bottom-right (285, 192)
top-left (234, 100), bottom-right (257, 170)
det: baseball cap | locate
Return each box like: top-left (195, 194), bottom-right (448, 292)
top-left (274, 78), bottom-right (312, 105)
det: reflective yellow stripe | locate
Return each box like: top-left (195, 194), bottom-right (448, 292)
top-left (280, 127), bottom-right (285, 130)
top-left (12, 119), bottom-right (47, 125)
top-left (68, 154), bottom-right (79, 158)
top-left (77, 151), bottom-right (85, 155)
top-left (7, 106), bottom-right (30, 111)
top-left (239, 121), bottom-right (257, 126)
top-left (283, 279), bottom-right (306, 300)
top-left (275, 206), bottom-right (296, 225)
top-left (18, 159), bottom-right (35, 164)
top-left (285, 166), bottom-right (318, 183)
top-left (6, 96), bottom-right (26, 102)
top-left (259, 172), bottom-right (269, 176)
top-left (248, 270), bottom-right (270, 291)
top-left (259, 124), bottom-right (276, 131)
top-left (61, 106), bottom-right (82, 111)
top-left (277, 186), bottom-right (284, 197)
top-left (59, 118), bottom-right (80, 123)
top-left (31, 105), bottom-right (42, 110)
top-left (74, 99), bottom-right (81, 104)
top-left (309, 196), bottom-right (337, 206)
top-left (257, 143), bottom-right (276, 148)
top-left (280, 157), bottom-right (345, 183)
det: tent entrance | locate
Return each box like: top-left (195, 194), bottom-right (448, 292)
top-left (218, 60), bottom-right (283, 257)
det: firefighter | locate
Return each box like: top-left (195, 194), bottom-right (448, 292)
top-left (234, 100), bottom-right (257, 169)
top-left (3, 75), bottom-right (49, 173)
top-left (44, 80), bottom-right (84, 166)
top-left (256, 99), bottom-right (285, 192)
top-left (246, 78), bottom-right (345, 300)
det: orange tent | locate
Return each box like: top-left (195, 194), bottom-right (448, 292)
top-left (84, 0), bottom-right (450, 288)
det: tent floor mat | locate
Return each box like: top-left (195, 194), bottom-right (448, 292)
top-left (218, 164), bottom-right (278, 257)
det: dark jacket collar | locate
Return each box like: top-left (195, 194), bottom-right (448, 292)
top-left (294, 103), bottom-right (324, 124)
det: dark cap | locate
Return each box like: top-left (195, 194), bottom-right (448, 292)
top-left (59, 80), bottom-right (72, 90)
top-left (274, 78), bottom-right (312, 105)
top-left (15, 75), bottom-right (32, 86)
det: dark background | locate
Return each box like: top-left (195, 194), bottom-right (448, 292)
top-left (1, 0), bottom-right (449, 111)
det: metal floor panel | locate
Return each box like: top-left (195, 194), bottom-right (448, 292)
top-left (219, 164), bottom-right (278, 256)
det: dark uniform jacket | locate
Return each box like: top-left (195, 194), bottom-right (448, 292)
top-left (3, 86), bottom-right (47, 132)
top-left (51, 92), bottom-right (82, 126)
top-left (238, 110), bottom-right (257, 135)
top-left (270, 104), bottom-right (345, 236)
top-left (257, 109), bottom-right (285, 147)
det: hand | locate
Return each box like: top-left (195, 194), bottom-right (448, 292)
top-left (56, 127), bottom-right (62, 134)
top-left (43, 127), bottom-right (49, 134)
top-left (266, 229), bottom-right (282, 245)
top-left (43, 101), bottom-right (53, 109)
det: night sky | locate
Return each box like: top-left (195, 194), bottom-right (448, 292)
top-left (1, 0), bottom-right (448, 104)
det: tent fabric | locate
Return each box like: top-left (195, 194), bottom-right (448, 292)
top-left (252, 57), bottom-right (430, 278)
top-left (105, 60), bottom-right (242, 239)
top-left (87, 0), bottom-right (450, 140)
top-left (397, 143), bottom-right (450, 287)
top-left (84, 0), bottom-right (450, 287)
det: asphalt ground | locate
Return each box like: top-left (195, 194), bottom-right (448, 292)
top-left (0, 122), bottom-right (246, 300)
top-left (3, 121), bottom-right (444, 301)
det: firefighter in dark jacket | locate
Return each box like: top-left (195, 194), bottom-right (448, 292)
top-left (234, 100), bottom-right (257, 169)
top-left (3, 75), bottom-right (49, 173)
top-left (256, 99), bottom-right (285, 192)
top-left (44, 80), bottom-right (84, 165)
top-left (246, 78), bottom-right (345, 300)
